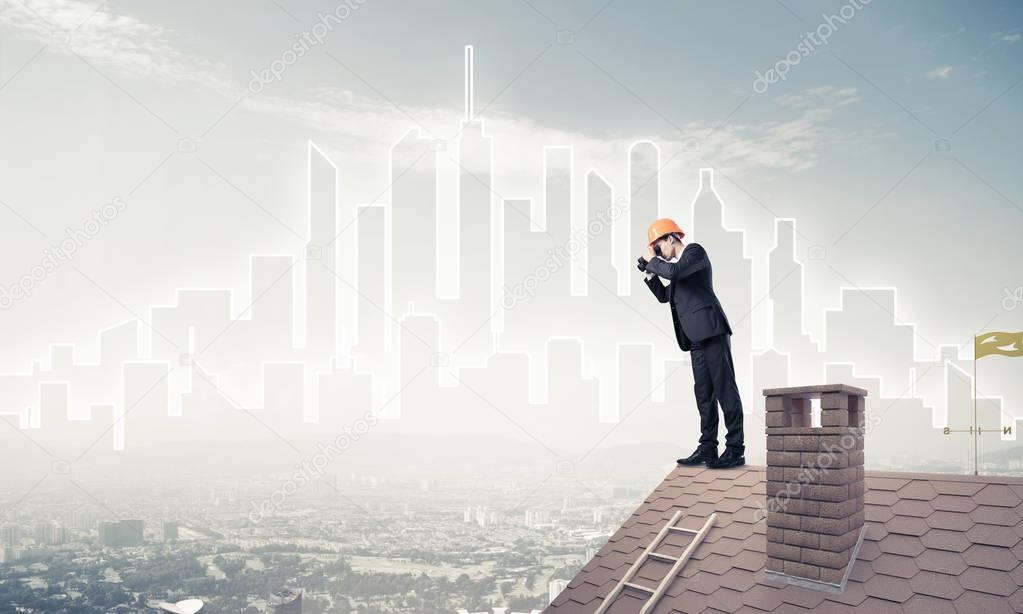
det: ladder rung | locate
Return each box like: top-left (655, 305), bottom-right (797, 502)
top-left (623, 582), bottom-right (654, 594)
top-left (638, 513), bottom-right (718, 614)
top-left (668, 526), bottom-right (698, 534)
top-left (593, 510), bottom-right (700, 614)
top-left (648, 551), bottom-right (678, 563)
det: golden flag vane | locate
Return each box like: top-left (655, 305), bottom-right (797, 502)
top-left (975, 331), bottom-right (1023, 359)
top-left (971, 330), bottom-right (1023, 475)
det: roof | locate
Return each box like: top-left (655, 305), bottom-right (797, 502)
top-left (546, 465), bottom-right (1023, 613)
top-left (156, 599), bottom-right (203, 614)
top-left (268, 589), bottom-right (302, 605)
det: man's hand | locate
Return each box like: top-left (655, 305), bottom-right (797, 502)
top-left (642, 242), bottom-right (708, 282)
top-left (643, 245), bottom-right (655, 261)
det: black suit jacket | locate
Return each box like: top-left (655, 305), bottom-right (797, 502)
top-left (641, 242), bottom-right (732, 352)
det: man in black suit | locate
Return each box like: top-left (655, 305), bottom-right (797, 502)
top-left (638, 219), bottom-right (745, 469)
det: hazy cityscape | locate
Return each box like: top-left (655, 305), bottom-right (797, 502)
top-left (0, 456), bottom-right (648, 613)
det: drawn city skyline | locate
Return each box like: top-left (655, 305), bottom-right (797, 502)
top-left (0, 46), bottom-right (1018, 470)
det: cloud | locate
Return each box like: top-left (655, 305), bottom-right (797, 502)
top-left (0, 0), bottom-right (873, 187)
top-left (243, 81), bottom-right (872, 185)
top-left (776, 86), bottom-right (863, 109)
top-left (0, 0), bottom-right (233, 91)
top-left (993, 28), bottom-right (1021, 45)
top-left (926, 66), bottom-right (953, 80)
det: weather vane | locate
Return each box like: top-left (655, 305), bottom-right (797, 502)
top-left (945, 331), bottom-right (1023, 475)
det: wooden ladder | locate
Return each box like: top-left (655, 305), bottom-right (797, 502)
top-left (594, 510), bottom-right (717, 614)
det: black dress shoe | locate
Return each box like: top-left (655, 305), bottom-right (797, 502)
top-left (677, 447), bottom-right (718, 466)
top-left (707, 449), bottom-right (745, 469)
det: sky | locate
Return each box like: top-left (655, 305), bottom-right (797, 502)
top-left (0, 0), bottom-right (1021, 370)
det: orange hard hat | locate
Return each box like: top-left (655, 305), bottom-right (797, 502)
top-left (646, 218), bottom-right (685, 247)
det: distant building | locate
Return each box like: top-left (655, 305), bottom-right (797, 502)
top-left (156, 598), bottom-right (203, 614)
top-left (19, 546), bottom-right (51, 562)
top-left (309, 474), bottom-right (337, 496)
top-left (1, 524), bottom-right (21, 546)
top-left (162, 521), bottom-right (179, 541)
top-left (523, 509), bottom-right (550, 528)
top-left (0, 545), bottom-right (19, 563)
top-left (33, 523), bottom-right (50, 545)
top-left (33, 522), bottom-right (66, 545)
top-left (267, 588), bottom-right (302, 614)
top-left (98, 519), bottom-right (144, 547)
top-left (610, 486), bottom-right (642, 499)
top-left (548, 578), bottom-right (568, 604)
top-left (465, 505), bottom-right (496, 527)
top-left (64, 510), bottom-right (97, 531)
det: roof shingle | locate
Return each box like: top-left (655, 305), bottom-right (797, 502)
top-left (545, 466), bottom-right (1023, 614)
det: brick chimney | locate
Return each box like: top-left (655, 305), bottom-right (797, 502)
top-left (763, 384), bottom-right (868, 590)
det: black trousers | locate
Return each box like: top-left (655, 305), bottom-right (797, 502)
top-left (690, 333), bottom-right (744, 454)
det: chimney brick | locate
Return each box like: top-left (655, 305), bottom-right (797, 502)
top-left (784, 561), bottom-right (820, 580)
top-left (801, 451), bottom-right (852, 469)
top-left (763, 383), bottom-right (868, 589)
top-left (819, 567), bottom-right (845, 584)
top-left (819, 496), bottom-right (862, 518)
top-left (784, 434), bottom-right (819, 452)
top-left (767, 513), bottom-right (801, 530)
top-left (820, 527), bottom-right (861, 552)
top-left (766, 451), bottom-right (802, 467)
top-left (819, 467), bottom-right (859, 486)
top-left (802, 548), bottom-right (852, 569)
top-left (766, 541), bottom-right (801, 562)
top-left (775, 498), bottom-right (819, 516)
top-left (820, 392), bottom-right (849, 409)
top-left (820, 410), bottom-right (849, 427)
top-left (785, 529), bottom-right (819, 548)
top-left (801, 515), bottom-right (849, 535)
